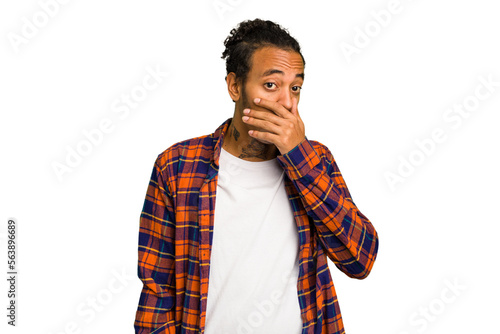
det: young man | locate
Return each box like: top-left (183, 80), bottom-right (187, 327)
top-left (135, 19), bottom-right (379, 334)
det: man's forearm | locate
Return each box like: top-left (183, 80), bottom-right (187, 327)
top-left (135, 161), bottom-right (177, 333)
top-left (277, 138), bottom-right (379, 278)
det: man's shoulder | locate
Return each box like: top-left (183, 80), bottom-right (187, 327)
top-left (155, 133), bottom-right (215, 168)
top-left (154, 118), bottom-right (230, 168)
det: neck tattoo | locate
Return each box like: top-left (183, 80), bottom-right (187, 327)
top-left (232, 125), bottom-right (240, 142)
top-left (239, 139), bottom-right (271, 160)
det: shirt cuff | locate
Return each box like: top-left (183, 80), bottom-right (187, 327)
top-left (277, 138), bottom-right (323, 180)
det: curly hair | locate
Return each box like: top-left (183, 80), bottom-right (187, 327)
top-left (221, 19), bottom-right (305, 83)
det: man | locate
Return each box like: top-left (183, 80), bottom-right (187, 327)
top-left (135, 19), bottom-right (379, 334)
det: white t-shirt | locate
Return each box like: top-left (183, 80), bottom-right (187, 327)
top-left (205, 147), bottom-right (303, 334)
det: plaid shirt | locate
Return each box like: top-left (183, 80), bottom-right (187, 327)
top-left (135, 118), bottom-right (379, 334)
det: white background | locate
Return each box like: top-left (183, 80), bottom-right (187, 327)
top-left (1, 0), bottom-right (499, 333)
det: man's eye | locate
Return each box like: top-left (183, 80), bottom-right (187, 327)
top-left (265, 82), bottom-right (276, 89)
top-left (292, 86), bottom-right (302, 92)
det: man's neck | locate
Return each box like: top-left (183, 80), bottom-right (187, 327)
top-left (222, 117), bottom-right (278, 162)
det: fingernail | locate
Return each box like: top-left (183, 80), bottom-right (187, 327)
top-left (248, 130), bottom-right (254, 135)
top-left (254, 98), bottom-right (261, 103)
top-left (242, 116), bottom-right (249, 122)
top-left (243, 109), bottom-right (250, 114)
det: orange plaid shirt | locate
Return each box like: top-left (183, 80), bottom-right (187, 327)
top-left (135, 118), bottom-right (379, 333)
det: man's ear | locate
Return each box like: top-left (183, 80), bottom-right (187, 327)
top-left (226, 72), bottom-right (242, 102)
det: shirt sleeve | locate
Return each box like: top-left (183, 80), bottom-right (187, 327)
top-left (277, 138), bottom-right (379, 279)
top-left (134, 158), bottom-right (177, 333)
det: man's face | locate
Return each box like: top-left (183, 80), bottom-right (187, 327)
top-left (239, 46), bottom-right (305, 118)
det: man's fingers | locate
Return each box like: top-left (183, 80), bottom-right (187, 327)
top-left (243, 108), bottom-right (285, 126)
top-left (253, 98), bottom-right (290, 118)
top-left (242, 114), bottom-right (282, 134)
top-left (248, 129), bottom-right (278, 144)
top-left (291, 97), bottom-right (299, 117)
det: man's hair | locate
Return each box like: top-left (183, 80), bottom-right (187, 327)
top-left (221, 19), bottom-right (305, 83)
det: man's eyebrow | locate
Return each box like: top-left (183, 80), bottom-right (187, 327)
top-left (262, 69), bottom-right (305, 79)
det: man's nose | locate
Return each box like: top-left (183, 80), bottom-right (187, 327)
top-left (278, 89), bottom-right (293, 111)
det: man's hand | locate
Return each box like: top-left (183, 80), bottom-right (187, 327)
top-left (242, 97), bottom-right (305, 155)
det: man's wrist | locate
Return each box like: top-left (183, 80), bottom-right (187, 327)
top-left (277, 137), bottom-right (322, 180)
